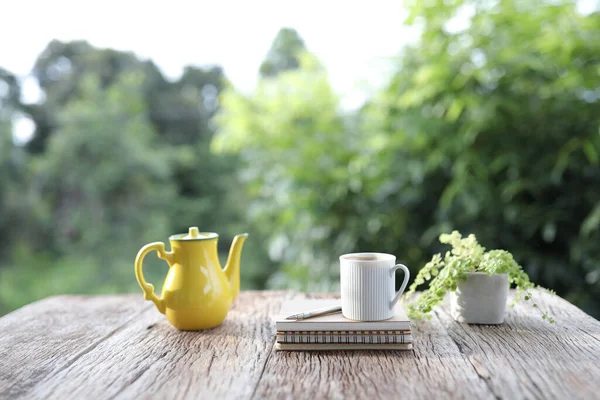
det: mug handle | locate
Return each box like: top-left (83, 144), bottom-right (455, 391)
top-left (390, 264), bottom-right (410, 310)
top-left (134, 242), bottom-right (174, 314)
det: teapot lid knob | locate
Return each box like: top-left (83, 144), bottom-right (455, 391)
top-left (187, 226), bottom-right (200, 238)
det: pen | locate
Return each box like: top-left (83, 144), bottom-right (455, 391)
top-left (285, 304), bottom-right (342, 320)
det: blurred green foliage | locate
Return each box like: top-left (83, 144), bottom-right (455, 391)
top-left (0, 42), bottom-right (273, 313)
top-left (1, 0), bottom-right (599, 317)
top-left (215, 0), bottom-right (600, 314)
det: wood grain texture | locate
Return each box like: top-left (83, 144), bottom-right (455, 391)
top-left (26, 291), bottom-right (291, 400)
top-left (435, 290), bottom-right (600, 400)
top-left (0, 290), bottom-right (599, 400)
top-left (255, 299), bottom-right (496, 400)
top-left (0, 295), bottom-right (150, 399)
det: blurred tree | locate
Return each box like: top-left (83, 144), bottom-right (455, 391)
top-left (365, 0), bottom-right (600, 312)
top-left (24, 41), bottom-right (237, 237)
top-left (216, 29), bottom-right (318, 289)
top-left (25, 40), bottom-right (147, 153)
top-left (215, 2), bottom-right (600, 316)
top-left (0, 73), bottom-right (181, 312)
top-left (0, 68), bottom-right (20, 108)
top-left (215, 53), bottom-right (354, 290)
top-left (0, 69), bottom-right (29, 260)
top-left (259, 28), bottom-right (307, 78)
top-left (2, 2), bottom-right (598, 317)
top-left (147, 64), bottom-right (241, 237)
top-left (32, 73), bottom-right (179, 254)
top-left (0, 42), bottom-right (265, 313)
top-left (26, 41), bottom-right (224, 150)
top-left (150, 65), bottom-right (223, 145)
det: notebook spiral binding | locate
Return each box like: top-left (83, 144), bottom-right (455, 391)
top-left (276, 330), bottom-right (412, 344)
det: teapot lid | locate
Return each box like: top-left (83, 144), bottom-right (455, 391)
top-left (170, 227), bottom-right (218, 241)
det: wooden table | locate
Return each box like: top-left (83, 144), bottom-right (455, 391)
top-left (1, 290), bottom-right (599, 399)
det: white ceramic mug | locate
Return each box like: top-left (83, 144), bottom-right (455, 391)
top-left (340, 253), bottom-right (410, 321)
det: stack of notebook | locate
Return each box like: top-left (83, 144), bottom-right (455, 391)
top-left (274, 299), bottom-right (412, 351)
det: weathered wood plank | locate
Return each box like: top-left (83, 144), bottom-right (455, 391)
top-left (436, 289), bottom-right (600, 400)
top-left (25, 291), bottom-right (291, 400)
top-left (0, 295), bottom-right (150, 399)
top-left (252, 294), bottom-right (495, 400)
top-left (2, 290), bottom-right (599, 400)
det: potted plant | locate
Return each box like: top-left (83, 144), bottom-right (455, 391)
top-left (404, 231), bottom-right (555, 324)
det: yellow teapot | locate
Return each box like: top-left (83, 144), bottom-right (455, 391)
top-left (134, 227), bottom-right (248, 330)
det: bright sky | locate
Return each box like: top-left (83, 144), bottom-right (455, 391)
top-left (4, 0), bottom-right (595, 143)
top-left (1, 0), bottom-right (413, 106)
top-left (2, 0), bottom-right (598, 97)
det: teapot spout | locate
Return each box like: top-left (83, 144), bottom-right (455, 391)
top-left (224, 233), bottom-right (248, 301)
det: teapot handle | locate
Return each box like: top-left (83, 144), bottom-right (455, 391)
top-left (134, 242), bottom-right (174, 314)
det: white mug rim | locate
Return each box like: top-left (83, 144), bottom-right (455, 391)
top-left (339, 252), bottom-right (396, 263)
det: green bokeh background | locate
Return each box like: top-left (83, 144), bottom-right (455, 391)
top-left (1, 0), bottom-right (599, 318)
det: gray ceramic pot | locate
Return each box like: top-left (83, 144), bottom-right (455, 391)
top-left (450, 272), bottom-right (508, 324)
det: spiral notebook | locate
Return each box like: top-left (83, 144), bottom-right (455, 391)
top-left (275, 343), bottom-right (413, 351)
top-left (274, 299), bottom-right (412, 351)
top-left (276, 330), bottom-right (412, 344)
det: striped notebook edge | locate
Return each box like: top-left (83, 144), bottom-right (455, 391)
top-left (275, 342), bottom-right (414, 351)
top-left (276, 330), bottom-right (411, 334)
top-left (276, 331), bottom-right (412, 345)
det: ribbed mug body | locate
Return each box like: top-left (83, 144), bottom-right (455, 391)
top-left (340, 254), bottom-right (396, 321)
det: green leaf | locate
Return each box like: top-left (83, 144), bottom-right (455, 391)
top-left (551, 138), bottom-right (580, 182)
top-left (582, 140), bottom-right (599, 164)
top-left (581, 203), bottom-right (600, 237)
top-left (446, 100), bottom-right (464, 121)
